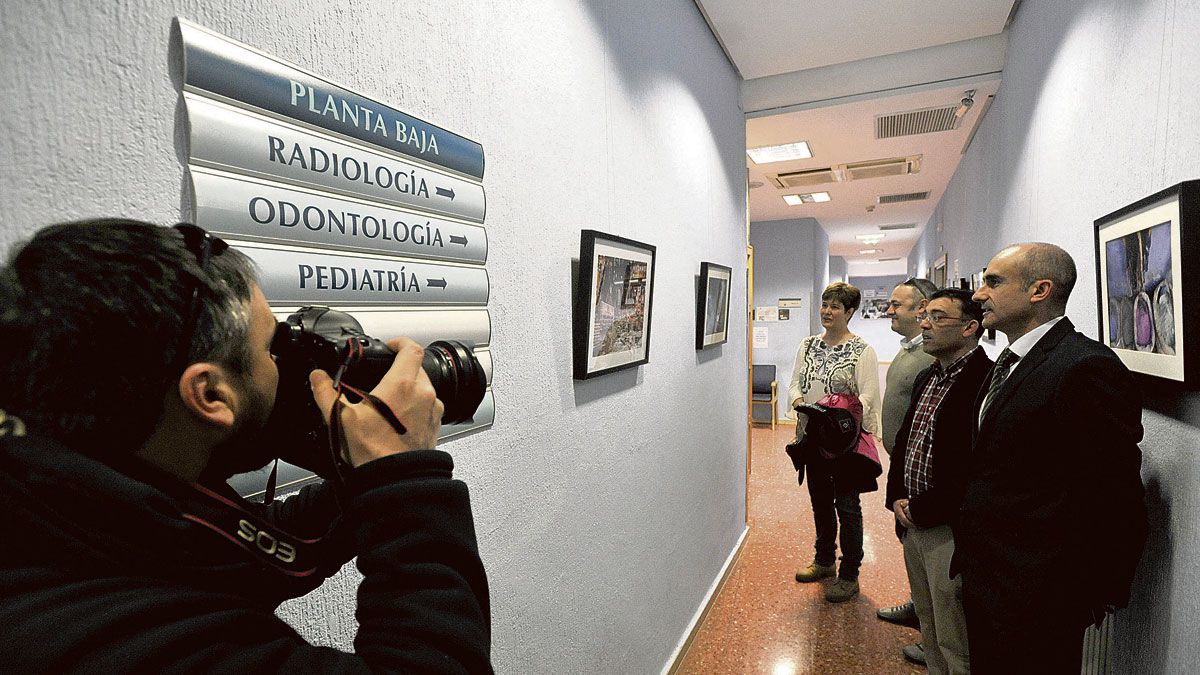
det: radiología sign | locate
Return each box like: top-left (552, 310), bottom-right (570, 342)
top-left (178, 19), bottom-right (484, 180)
top-left (192, 168), bottom-right (487, 263)
top-left (242, 246), bottom-right (490, 306)
top-left (186, 94), bottom-right (486, 223)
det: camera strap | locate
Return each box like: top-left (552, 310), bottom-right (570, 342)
top-left (182, 481), bottom-right (328, 579)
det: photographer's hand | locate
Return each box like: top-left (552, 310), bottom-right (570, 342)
top-left (310, 337), bottom-right (444, 467)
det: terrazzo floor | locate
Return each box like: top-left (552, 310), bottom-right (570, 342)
top-left (676, 422), bottom-right (925, 674)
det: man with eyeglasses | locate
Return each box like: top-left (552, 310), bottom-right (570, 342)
top-left (953, 243), bottom-right (1146, 674)
top-left (886, 288), bottom-right (992, 674)
top-left (0, 219), bottom-right (492, 672)
top-left (876, 277), bottom-right (936, 664)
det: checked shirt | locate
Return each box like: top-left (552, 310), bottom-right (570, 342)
top-left (903, 347), bottom-right (979, 498)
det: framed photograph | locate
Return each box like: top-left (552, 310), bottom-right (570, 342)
top-left (696, 262), bottom-right (732, 350)
top-left (573, 230), bottom-right (657, 379)
top-left (1094, 180), bottom-right (1200, 387)
top-left (932, 253), bottom-right (948, 288)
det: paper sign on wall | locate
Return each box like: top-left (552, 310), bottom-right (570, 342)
top-left (753, 326), bottom-right (769, 348)
top-left (755, 306), bottom-right (778, 322)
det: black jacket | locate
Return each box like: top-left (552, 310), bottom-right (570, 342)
top-left (952, 318), bottom-right (1148, 621)
top-left (885, 347), bottom-right (992, 538)
top-left (0, 431), bottom-right (492, 673)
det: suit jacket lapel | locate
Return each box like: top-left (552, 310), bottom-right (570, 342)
top-left (976, 318), bottom-right (1075, 437)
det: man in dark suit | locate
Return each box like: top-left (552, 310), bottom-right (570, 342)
top-left (955, 243), bottom-right (1148, 673)
top-left (887, 288), bottom-right (992, 675)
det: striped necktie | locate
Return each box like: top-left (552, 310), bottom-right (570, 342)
top-left (980, 348), bottom-right (1018, 422)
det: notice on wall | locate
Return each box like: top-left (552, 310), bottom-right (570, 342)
top-left (177, 18), bottom-right (493, 495)
top-left (778, 308), bottom-right (790, 321)
top-left (778, 297), bottom-right (802, 308)
top-left (753, 326), bottom-right (769, 348)
top-left (755, 306), bottom-right (778, 322)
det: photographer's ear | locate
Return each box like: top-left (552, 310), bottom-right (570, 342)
top-left (177, 362), bottom-right (238, 429)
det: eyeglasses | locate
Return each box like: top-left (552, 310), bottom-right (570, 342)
top-left (171, 224), bottom-right (229, 373)
top-left (917, 311), bottom-right (970, 326)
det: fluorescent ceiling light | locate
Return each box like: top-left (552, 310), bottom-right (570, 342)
top-left (782, 191), bottom-right (830, 206)
top-left (859, 249), bottom-right (880, 254)
top-left (855, 234), bottom-right (886, 241)
top-left (748, 141), bottom-right (812, 164)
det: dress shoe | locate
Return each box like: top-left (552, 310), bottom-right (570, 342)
top-left (876, 599), bottom-right (920, 629)
top-left (902, 642), bottom-right (926, 666)
top-left (823, 578), bottom-right (859, 603)
top-left (794, 563), bottom-right (835, 583)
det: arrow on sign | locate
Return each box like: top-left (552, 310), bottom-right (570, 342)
top-left (448, 234), bottom-right (468, 246)
top-left (426, 278), bottom-right (448, 289)
top-left (435, 186), bottom-right (456, 200)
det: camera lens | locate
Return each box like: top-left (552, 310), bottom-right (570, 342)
top-left (422, 340), bottom-right (487, 424)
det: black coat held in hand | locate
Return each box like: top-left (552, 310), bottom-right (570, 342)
top-left (885, 347), bottom-right (992, 541)
top-left (0, 431), bottom-right (493, 674)
top-left (952, 318), bottom-right (1148, 625)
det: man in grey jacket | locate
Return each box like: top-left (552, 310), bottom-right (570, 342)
top-left (876, 277), bottom-right (937, 665)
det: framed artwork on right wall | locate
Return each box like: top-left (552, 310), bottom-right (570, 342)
top-left (1094, 179), bottom-right (1200, 387)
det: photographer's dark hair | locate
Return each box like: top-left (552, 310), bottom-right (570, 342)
top-left (930, 287), bottom-right (985, 337)
top-left (0, 218), bottom-right (257, 452)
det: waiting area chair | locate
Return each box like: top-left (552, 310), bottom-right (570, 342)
top-left (751, 364), bottom-right (778, 430)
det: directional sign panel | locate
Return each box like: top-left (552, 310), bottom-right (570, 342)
top-left (274, 308), bottom-right (492, 350)
top-left (187, 94), bottom-right (486, 223)
top-left (179, 19), bottom-right (485, 180)
top-left (193, 168), bottom-right (487, 263)
top-left (227, 390), bottom-right (497, 498)
top-left (178, 19), bottom-right (494, 496)
top-left (242, 245), bottom-right (489, 306)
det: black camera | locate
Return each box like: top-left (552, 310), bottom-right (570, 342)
top-left (266, 306), bottom-right (486, 476)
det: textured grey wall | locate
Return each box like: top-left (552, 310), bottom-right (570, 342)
top-left (915, 0), bottom-right (1200, 670)
top-left (0, 1), bottom-right (748, 672)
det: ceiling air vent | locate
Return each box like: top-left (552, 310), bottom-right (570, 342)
top-left (844, 156), bottom-right (921, 181)
top-left (876, 106), bottom-right (959, 139)
top-left (772, 167), bottom-right (839, 189)
top-left (878, 191), bottom-right (930, 205)
top-left (773, 155), bottom-right (920, 188)
top-left (879, 257), bottom-right (902, 262)
top-left (879, 222), bottom-right (918, 231)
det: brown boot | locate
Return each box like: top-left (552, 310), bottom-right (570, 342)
top-left (794, 562), bottom-right (835, 583)
top-left (824, 578), bottom-right (859, 602)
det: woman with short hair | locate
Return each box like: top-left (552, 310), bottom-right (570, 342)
top-left (788, 281), bottom-right (882, 603)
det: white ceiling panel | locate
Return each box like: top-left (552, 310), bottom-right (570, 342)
top-left (698, 0), bottom-right (1016, 80)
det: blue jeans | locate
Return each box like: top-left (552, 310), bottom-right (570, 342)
top-left (804, 462), bottom-right (864, 581)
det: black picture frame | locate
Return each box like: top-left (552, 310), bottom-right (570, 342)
top-left (1094, 179), bottom-right (1200, 388)
top-left (573, 230), bottom-right (657, 379)
top-left (696, 261), bottom-right (732, 350)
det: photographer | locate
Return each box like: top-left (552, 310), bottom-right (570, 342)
top-left (0, 219), bottom-right (492, 673)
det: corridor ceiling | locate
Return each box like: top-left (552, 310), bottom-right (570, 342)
top-left (696, 0), bottom-right (1019, 275)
